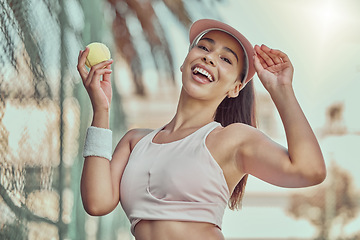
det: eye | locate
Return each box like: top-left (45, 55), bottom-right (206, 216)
top-left (221, 57), bottom-right (232, 65)
top-left (197, 45), bottom-right (209, 52)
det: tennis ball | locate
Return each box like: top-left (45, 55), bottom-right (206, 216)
top-left (85, 42), bottom-right (111, 68)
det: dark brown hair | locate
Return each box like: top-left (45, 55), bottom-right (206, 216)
top-left (214, 80), bottom-right (256, 210)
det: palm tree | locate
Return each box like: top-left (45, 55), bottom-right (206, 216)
top-left (106, 0), bottom-right (223, 95)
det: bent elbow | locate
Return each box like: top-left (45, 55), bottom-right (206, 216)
top-left (317, 167), bottom-right (327, 184)
top-left (82, 198), bottom-right (115, 216)
top-left (309, 165), bottom-right (327, 186)
top-left (83, 204), bottom-right (104, 216)
top-left (83, 203), bottom-right (113, 216)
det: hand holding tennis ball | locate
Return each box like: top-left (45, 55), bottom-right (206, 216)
top-left (77, 42), bottom-right (113, 112)
top-left (85, 42), bottom-right (111, 68)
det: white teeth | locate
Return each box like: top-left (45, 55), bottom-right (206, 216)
top-left (193, 67), bottom-right (213, 82)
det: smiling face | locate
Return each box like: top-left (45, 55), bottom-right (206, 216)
top-left (181, 30), bottom-right (246, 102)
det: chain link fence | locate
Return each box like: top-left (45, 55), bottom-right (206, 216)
top-left (0, 0), bottom-right (129, 239)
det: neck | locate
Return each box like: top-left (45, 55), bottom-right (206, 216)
top-left (166, 88), bottom-right (222, 131)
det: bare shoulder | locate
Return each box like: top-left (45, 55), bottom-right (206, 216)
top-left (110, 128), bottom-right (154, 170)
top-left (208, 122), bottom-right (259, 146)
top-left (207, 123), bottom-right (260, 163)
top-left (121, 128), bottom-right (154, 151)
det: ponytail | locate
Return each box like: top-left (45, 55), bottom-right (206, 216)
top-left (214, 80), bottom-right (256, 210)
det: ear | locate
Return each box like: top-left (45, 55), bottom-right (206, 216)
top-left (227, 82), bottom-right (242, 98)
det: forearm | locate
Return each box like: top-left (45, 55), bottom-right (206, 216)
top-left (81, 157), bottom-right (117, 215)
top-left (270, 86), bottom-right (326, 182)
top-left (81, 111), bottom-right (117, 215)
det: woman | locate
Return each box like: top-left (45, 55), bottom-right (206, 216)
top-left (77, 19), bottom-right (326, 240)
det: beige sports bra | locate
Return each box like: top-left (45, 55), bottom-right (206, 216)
top-left (120, 122), bottom-right (230, 235)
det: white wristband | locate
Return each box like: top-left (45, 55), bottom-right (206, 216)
top-left (83, 126), bottom-right (112, 161)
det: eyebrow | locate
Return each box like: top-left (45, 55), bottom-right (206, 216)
top-left (200, 37), bottom-right (239, 62)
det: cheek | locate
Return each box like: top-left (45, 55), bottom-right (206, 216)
top-left (180, 53), bottom-right (192, 73)
top-left (184, 48), bottom-right (202, 64)
top-left (229, 63), bottom-right (243, 83)
top-left (180, 51), bottom-right (198, 75)
top-left (219, 64), bottom-right (239, 82)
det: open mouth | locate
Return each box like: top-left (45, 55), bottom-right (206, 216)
top-left (192, 66), bottom-right (214, 82)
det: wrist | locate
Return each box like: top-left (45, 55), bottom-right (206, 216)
top-left (269, 84), bottom-right (295, 102)
top-left (91, 103), bottom-right (110, 114)
top-left (270, 85), bottom-right (301, 118)
top-left (83, 126), bottom-right (113, 161)
top-left (92, 110), bottom-right (110, 129)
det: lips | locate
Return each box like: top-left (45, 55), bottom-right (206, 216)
top-left (191, 65), bottom-right (215, 83)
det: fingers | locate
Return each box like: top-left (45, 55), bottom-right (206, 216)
top-left (77, 47), bottom-right (90, 80)
top-left (85, 68), bottom-right (112, 88)
top-left (102, 64), bottom-right (112, 84)
top-left (254, 44), bottom-right (288, 68)
top-left (77, 47), bottom-right (114, 84)
top-left (85, 60), bottom-right (113, 87)
top-left (270, 48), bottom-right (290, 63)
top-left (253, 54), bottom-right (264, 74)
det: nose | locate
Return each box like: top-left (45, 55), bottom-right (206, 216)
top-left (202, 55), bottom-right (216, 66)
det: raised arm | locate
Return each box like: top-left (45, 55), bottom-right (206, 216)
top-left (77, 48), bottom-right (126, 215)
top-left (238, 45), bottom-right (326, 188)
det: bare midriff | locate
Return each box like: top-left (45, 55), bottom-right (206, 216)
top-left (134, 220), bottom-right (225, 240)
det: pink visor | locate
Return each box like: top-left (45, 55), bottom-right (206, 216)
top-left (189, 19), bottom-right (255, 84)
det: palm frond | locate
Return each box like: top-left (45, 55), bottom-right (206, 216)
top-left (109, 0), bottom-right (145, 95)
top-left (0, 1), bottom-right (18, 70)
top-left (125, 0), bottom-right (175, 85)
top-left (3, 0), bottom-right (52, 100)
top-left (106, 0), bottom-right (224, 96)
top-left (162, 0), bottom-right (192, 27)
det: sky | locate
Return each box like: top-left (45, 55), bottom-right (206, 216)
top-left (214, 0), bottom-right (360, 130)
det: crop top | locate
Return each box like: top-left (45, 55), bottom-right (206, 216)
top-left (120, 121), bottom-right (230, 235)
